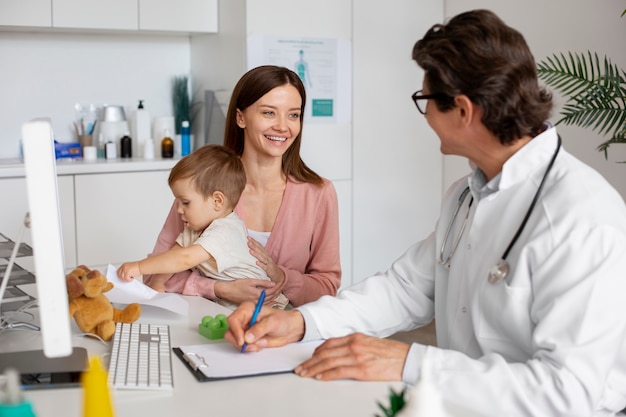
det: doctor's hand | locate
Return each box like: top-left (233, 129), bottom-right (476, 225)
top-left (225, 303), bottom-right (305, 352)
top-left (294, 333), bottom-right (409, 382)
top-left (214, 279), bottom-right (276, 306)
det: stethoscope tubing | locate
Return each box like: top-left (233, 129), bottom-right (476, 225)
top-left (437, 187), bottom-right (473, 267)
top-left (499, 136), bottom-right (562, 261)
top-left (438, 135), bottom-right (562, 282)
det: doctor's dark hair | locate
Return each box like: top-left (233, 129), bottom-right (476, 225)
top-left (412, 9), bottom-right (553, 145)
top-left (223, 65), bottom-right (323, 185)
top-left (168, 144), bottom-right (246, 208)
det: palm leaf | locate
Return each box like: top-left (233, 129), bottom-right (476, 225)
top-left (537, 51), bottom-right (626, 158)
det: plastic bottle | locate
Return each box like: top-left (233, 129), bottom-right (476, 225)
top-left (0, 368), bottom-right (36, 417)
top-left (397, 352), bottom-right (446, 417)
top-left (143, 138), bottom-right (155, 160)
top-left (120, 132), bottom-right (132, 158)
top-left (105, 141), bottom-right (117, 160)
top-left (181, 120), bottom-right (191, 156)
top-left (97, 133), bottom-right (105, 159)
top-left (133, 100), bottom-right (151, 157)
top-left (161, 128), bottom-right (174, 159)
top-left (81, 356), bottom-right (114, 417)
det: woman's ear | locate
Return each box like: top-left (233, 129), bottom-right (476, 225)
top-left (235, 109), bottom-right (245, 128)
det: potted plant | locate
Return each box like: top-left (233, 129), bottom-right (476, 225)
top-left (172, 74), bottom-right (192, 135)
top-left (536, 10), bottom-right (625, 160)
top-left (172, 75), bottom-right (203, 152)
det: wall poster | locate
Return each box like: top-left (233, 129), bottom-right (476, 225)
top-left (247, 34), bottom-right (352, 124)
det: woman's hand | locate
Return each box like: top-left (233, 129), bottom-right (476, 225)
top-left (294, 333), bottom-right (410, 382)
top-left (247, 236), bottom-right (287, 301)
top-left (225, 302), bottom-right (305, 351)
top-left (214, 279), bottom-right (275, 305)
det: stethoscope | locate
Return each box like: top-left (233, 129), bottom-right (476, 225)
top-left (437, 136), bottom-right (562, 284)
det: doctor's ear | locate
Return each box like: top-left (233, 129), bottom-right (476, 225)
top-left (454, 95), bottom-right (477, 126)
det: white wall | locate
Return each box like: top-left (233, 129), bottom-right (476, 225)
top-left (0, 31), bottom-right (191, 158)
top-left (352, 2), bottom-right (443, 280)
top-left (1, 0), bottom-right (622, 287)
top-left (190, 0), bottom-right (444, 286)
top-left (443, 0), bottom-right (626, 196)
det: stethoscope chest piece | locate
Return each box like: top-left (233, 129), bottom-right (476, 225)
top-left (487, 259), bottom-right (509, 284)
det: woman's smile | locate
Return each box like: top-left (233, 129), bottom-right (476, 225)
top-left (265, 134), bottom-right (287, 142)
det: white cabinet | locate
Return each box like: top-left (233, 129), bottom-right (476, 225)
top-left (0, 0), bottom-right (217, 33)
top-left (0, 0), bottom-right (51, 27)
top-left (74, 171), bottom-right (174, 267)
top-left (1, 165), bottom-right (174, 270)
top-left (0, 176), bottom-right (76, 268)
top-left (52, 0), bottom-right (138, 31)
top-left (139, 0), bottom-right (218, 33)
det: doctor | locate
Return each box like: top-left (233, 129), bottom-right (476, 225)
top-left (226, 9), bottom-right (626, 417)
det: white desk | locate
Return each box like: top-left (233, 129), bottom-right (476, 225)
top-left (1, 295), bottom-right (405, 417)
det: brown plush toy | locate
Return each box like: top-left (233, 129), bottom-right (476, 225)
top-left (66, 265), bottom-right (141, 341)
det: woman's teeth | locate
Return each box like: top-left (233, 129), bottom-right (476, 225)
top-left (266, 135), bottom-right (286, 142)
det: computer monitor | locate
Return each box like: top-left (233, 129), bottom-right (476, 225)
top-left (0, 120), bottom-right (87, 388)
top-left (21, 119), bottom-right (74, 358)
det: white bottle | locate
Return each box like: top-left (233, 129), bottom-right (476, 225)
top-left (133, 100), bottom-right (151, 159)
top-left (397, 351), bottom-right (447, 417)
top-left (143, 138), bottom-right (155, 160)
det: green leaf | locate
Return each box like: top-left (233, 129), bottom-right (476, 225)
top-left (172, 75), bottom-right (191, 135)
top-left (375, 386), bottom-right (407, 417)
top-left (537, 51), bottom-right (626, 157)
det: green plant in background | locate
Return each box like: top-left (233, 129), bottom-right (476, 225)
top-left (375, 386), bottom-right (407, 417)
top-left (536, 9), bottom-right (626, 160)
top-left (537, 52), bottom-right (626, 159)
top-left (172, 75), bottom-right (203, 135)
top-left (172, 75), bottom-right (191, 135)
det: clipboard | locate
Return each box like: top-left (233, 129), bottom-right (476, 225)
top-left (173, 340), bottom-right (324, 382)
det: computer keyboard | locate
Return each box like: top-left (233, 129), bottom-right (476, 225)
top-left (108, 322), bottom-right (173, 390)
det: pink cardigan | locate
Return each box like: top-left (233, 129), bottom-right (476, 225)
top-left (146, 178), bottom-right (342, 307)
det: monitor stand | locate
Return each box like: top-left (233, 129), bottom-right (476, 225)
top-left (0, 348), bottom-right (88, 389)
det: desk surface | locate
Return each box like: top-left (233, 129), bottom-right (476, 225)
top-left (1, 295), bottom-right (405, 417)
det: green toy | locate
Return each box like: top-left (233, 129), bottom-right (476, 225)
top-left (198, 314), bottom-right (229, 340)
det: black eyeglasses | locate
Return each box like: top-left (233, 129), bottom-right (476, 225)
top-left (411, 90), bottom-right (452, 115)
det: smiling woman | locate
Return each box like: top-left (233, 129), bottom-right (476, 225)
top-left (234, 84), bottom-right (303, 158)
top-left (144, 65), bottom-right (342, 309)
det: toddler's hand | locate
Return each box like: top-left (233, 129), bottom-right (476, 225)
top-left (117, 262), bottom-right (140, 282)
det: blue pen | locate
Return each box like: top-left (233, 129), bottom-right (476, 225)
top-left (241, 289), bottom-right (266, 353)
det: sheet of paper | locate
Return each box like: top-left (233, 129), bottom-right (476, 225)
top-left (105, 264), bottom-right (188, 316)
top-left (177, 340), bottom-right (324, 380)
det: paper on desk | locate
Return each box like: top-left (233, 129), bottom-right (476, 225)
top-left (105, 264), bottom-right (188, 316)
top-left (175, 340), bottom-right (325, 381)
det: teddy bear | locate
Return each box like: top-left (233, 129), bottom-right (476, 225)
top-left (66, 265), bottom-right (141, 341)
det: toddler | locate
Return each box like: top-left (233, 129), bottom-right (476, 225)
top-left (117, 144), bottom-right (288, 310)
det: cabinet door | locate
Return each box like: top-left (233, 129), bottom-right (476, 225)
top-left (53, 0), bottom-right (138, 30)
top-left (0, 0), bottom-right (51, 27)
top-left (74, 171), bottom-right (173, 267)
top-left (0, 176), bottom-right (76, 269)
top-left (139, 0), bottom-right (217, 33)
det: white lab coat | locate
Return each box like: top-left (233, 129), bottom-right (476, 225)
top-left (299, 127), bottom-right (626, 417)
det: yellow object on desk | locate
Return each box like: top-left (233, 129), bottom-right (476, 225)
top-left (81, 357), bottom-right (114, 417)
